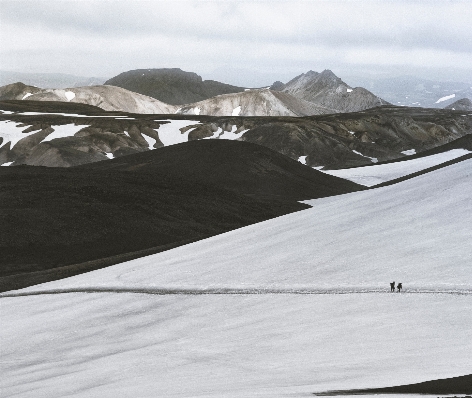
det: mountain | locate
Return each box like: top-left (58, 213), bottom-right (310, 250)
top-left (343, 75), bottom-right (472, 108)
top-left (1, 101), bottom-right (470, 168)
top-left (271, 69), bottom-right (389, 112)
top-left (105, 68), bottom-right (246, 105)
top-left (2, 157), bottom-right (470, 397)
top-left (0, 82), bottom-right (177, 114)
top-left (176, 88), bottom-right (337, 117)
top-left (0, 139), bottom-right (362, 292)
top-left (445, 98), bottom-right (472, 111)
top-left (0, 70), bottom-right (106, 89)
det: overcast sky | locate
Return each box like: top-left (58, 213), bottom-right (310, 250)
top-left (1, 0), bottom-right (471, 86)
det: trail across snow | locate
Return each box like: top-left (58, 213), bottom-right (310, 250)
top-left (1, 158), bottom-right (471, 398)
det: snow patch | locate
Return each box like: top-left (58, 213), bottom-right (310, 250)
top-left (21, 92), bottom-right (33, 100)
top-left (0, 121), bottom-right (41, 149)
top-left (435, 94), bottom-right (455, 103)
top-left (64, 91), bottom-right (75, 102)
top-left (41, 124), bottom-right (90, 143)
top-left (401, 149), bottom-right (416, 156)
top-left (346, 88), bottom-right (353, 93)
top-left (194, 107), bottom-right (201, 115)
top-left (1, 161), bottom-right (13, 166)
top-left (142, 134), bottom-right (156, 150)
top-left (219, 126), bottom-right (248, 140)
top-left (298, 156), bottom-right (307, 165)
top-left (203, 127), bottom-right (222, 140)
top-left (105, 152), bottom-right (114, 159)
top-left (352, 149), bottom-right (378, 163)
top-left (323, 148), bottom-right (471, 186)
top-left (0, 110), bottom-right (15, 115)
top-left (232, 106), bottom-right (241, 116)
top-left (153, 120), bottom-right (200, 146)
top-left (348, 131), bottom-right (356, 135)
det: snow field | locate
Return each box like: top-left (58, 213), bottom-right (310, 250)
top-left (152, 120), bottom-right (200, 146)
top-left (41, 124), bottom-right (90, 143)
top-left (1, 161), bottom-right (14, 166)
top-left (1, 293), bottom-right (470, 398)
top-left (1, 158), bottom-right (471, 397)
top-left (141, 133), bottom-right (156, 150)
top-left (64, 91), bottom-right (76, 102)
top-left (401, 148), bottom-right (416, 156)
top-left (352, 149), bottom-right (378, 163)
top-left (323, 148), bottom-right (471, 186)
top-left (0, 120), bottom-right (41, 149)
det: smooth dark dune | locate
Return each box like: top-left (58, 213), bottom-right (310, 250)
top-left (314, 374), bottom-right (472, 395)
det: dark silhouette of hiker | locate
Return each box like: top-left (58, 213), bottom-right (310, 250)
top-left (397, 283), bottom-right (402, 292)
top-left (390, 281), bottom-right (395, 292)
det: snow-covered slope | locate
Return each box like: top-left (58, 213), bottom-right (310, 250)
top-left (176, 88), bottom-right (337, 116)
top-left (1, 160), bottom-right (471, 398)
top-left (1, 160), bottom-right (471, 397)
top-left (321, 148), bottom-right (471, 186)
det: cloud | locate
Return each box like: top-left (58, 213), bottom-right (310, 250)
top-left (1, 0), bottom-right (471, 83)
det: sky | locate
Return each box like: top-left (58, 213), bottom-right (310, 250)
top-left (1, 0), bottom-right (471, 86)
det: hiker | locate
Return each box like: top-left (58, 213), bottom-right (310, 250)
top-left (390, 281), bottom-right (395, 292)
top-left (397, 283), bottom-right (402, 292)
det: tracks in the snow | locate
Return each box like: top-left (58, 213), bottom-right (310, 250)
top-left (1, 286), bottom-right (472, 298)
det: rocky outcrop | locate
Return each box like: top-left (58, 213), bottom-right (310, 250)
top-left (176, 89), bottom-right (337, 117)
top-left (445, 98), bottom-right (472, 111)
top-left (105, 68), bottom-right (246, 105)
top-left (273, 70), bottom-right (389, 113)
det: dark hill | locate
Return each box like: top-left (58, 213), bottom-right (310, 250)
top-left (0, 140), bottom-right (363, 292)
top-left (82, 139), bottom-right (363, 201)
top-left (105, 68), bottom-right (246, 105)
top-left (445, 98), bottom-right (472, 111)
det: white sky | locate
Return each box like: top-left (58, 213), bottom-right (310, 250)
top-left (1, 0), bottom-right (471, 86)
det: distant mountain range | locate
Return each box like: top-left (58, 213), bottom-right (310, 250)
top-left (343, 75), bottom-right (472, 109)
top-left (445, 98), bottom-right (472, 111)
top-left (0, 71), bottom-right (106, 89)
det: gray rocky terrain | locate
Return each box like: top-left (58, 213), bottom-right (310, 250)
top-left (105, 68), bottom-right (246, 105)
top-left (1, 100), bottom-right (470, 169)
top-left (271, 70), bottom-right (389, 113)
top-left (0, 82), bottom-right (177, 114)
top-left (176, 88), bottom-right (337, 117)
top-left (445, 98), bottom-right (472, 111)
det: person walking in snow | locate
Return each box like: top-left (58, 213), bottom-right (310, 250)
top-left (397, 283), bottom-right (402, 292)
top-left (390, 281), bottom-right (395, 292)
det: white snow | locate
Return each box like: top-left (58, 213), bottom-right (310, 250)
top-left (1, 161), bottom-right (13, 166)
top-left (203, 127), bottom-right (222, 139)
top-left (41, 124), bottom-right (90, 143)
top-left (0, 110), bottom-right (15, 115)
top-left (0, 120), bottom-right (41, 149)
top-left (64, 91), bottom-right (75, 102)
top-left (218, 126), bottom-right (248, 140)
top-left (313, 166), bottom-right (324, 170)
top-left (232, 106), bottom-right (242, 116)
top-left (1, 160), bottom-right (471, 397)
top-left (298, 155), bottom-right (307, 165)
top-left (346, 88), bottom-right (353, 93)
top-left (435, 93), bottom-right (455, 103)
top-left (141, 133), bottom-right (156, 150)
top-left (153, 120), bottom-right (200, 146)
top-left (352, 149), bottom-right (378, 163)
top-left (348, 130), bottom-right (356, 135)
top-left (401, 149), bottom-right (416, 156)
top-left (322, 148), bottom-right (471, 186)
top-left (21, 92), bottom-right (33, 100)
top-left (194, 106), bottom-right (201, 115)
top-left (105, 152), bottom-right (114, 159)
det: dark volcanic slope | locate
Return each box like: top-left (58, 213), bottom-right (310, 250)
top-left (0, 140), bottom-right (362, 292)
top-left (445, 97), bottom-right (472, 111)
top-left (315, 373), bottom-right (472, 395)
top-left (105, 68), bottom-right (246, 105)
top-left (82, 139), bottom-right (363, 200)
